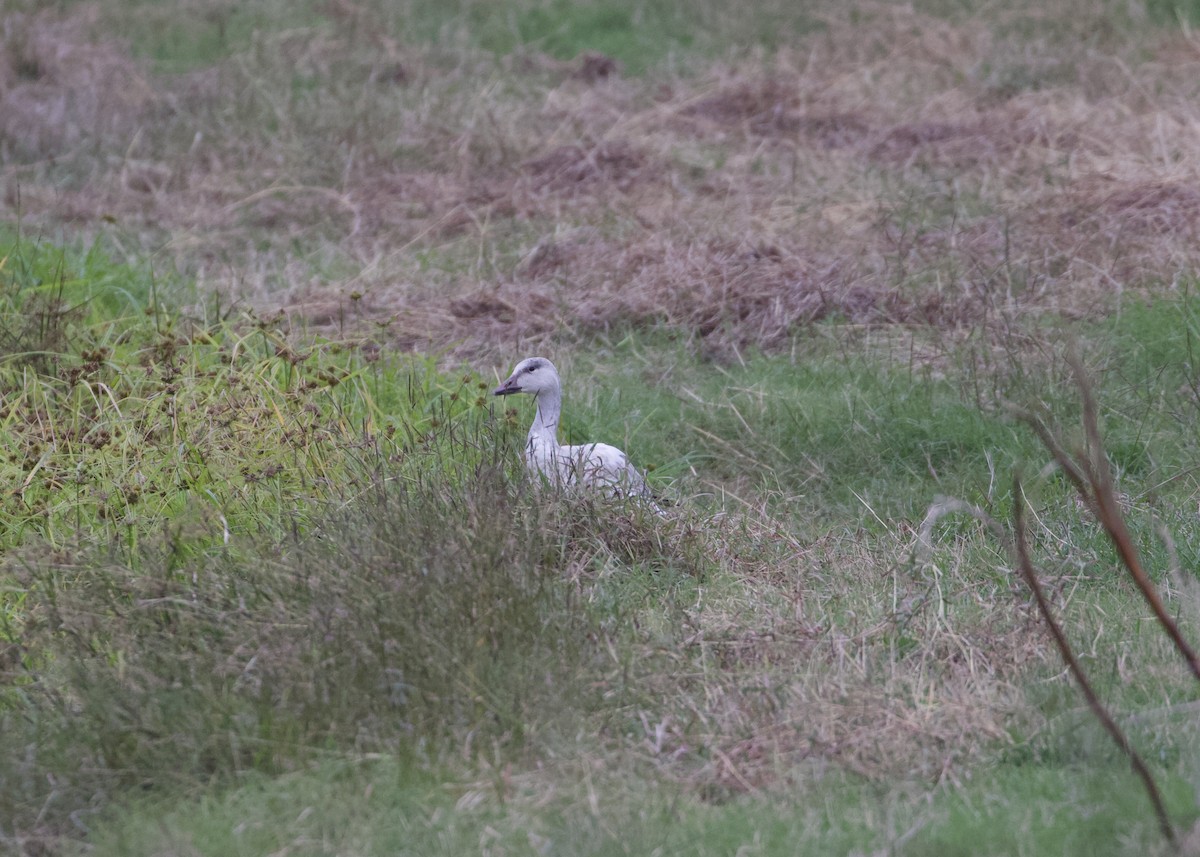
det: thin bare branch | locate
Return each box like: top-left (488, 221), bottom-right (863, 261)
top-left (1009, 356), bottom-right (1200, 685)
top-left (1069, 354), bottom-right (1200, 683)
top-left (1004, 402), bottom-right (1096, 515)
top-left (1012, 474), bottom-right (1176, 847)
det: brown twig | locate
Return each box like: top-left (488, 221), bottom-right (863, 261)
top-left (1006, 357), bottom-right (1200, 684)
top-left (1005, 403), bottom-right (1095, 513)
top-left (1011, 473), bottom-right (1176, 847)
top-left (1069, 355), bottom-right (1200, 683)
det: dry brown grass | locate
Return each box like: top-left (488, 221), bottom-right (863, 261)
top-left (0, 6), bottom-right (155, 161)
top-left (5, 1), bottom-right (1200, 362)
top-left (552, 509), bottom-right (1053, 797)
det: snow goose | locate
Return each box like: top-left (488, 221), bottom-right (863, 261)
top-left (494, 357), bottom-right (658, 505)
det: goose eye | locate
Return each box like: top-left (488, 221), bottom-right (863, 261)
top-left (526, 365), bottom-right (538, 373)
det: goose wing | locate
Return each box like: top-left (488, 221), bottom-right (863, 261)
top-left (563, 442), bottom-right (649, 495)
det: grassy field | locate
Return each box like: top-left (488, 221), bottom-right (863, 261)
top-left (4, 0), bottom-right (1200, 854)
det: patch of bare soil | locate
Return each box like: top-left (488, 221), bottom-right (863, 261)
top-left (7, 2), bottom-right (1200, 358)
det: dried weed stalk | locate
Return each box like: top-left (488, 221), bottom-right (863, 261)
top-left (926, 357), bottom-right (1200, 849)
top-left (1010, 356), bottom-right (1200, 682)
top-left (1011, 471), bottom-right (1176, 847)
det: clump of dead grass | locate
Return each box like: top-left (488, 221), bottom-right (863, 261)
top-left (1, 460), bottom-right (673, 839)
top-left (650, 528), bottom-right (1046, 796)
top-left (0, 7), bottom-right (153, 161)
top-left (476, 499), bottom-right (1051, 799)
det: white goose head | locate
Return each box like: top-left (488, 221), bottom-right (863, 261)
top-left (493, 357), bottom-right (561, 398)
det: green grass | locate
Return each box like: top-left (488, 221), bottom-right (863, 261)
top-left (79, 755), bottom-right (1196, 857)
top-left (101, 0), bottom-right (826, 75)
top-left (564, 299), bottom-right (1200, 542)
top-left (1145, 0), bottom-right (1200, 26)
top-left (11, 0), bottom-right (1200, 839)
top-left (92, 0), bottom-right (1187, 81)
top-left (6, 234), bottom-right (1200, 854)
top-left (98, 0), bottom-right (331, 73)
top-left (0, 233), bottom-right (507, 554)
top-left (561, 332), bottom-right (1051, 527)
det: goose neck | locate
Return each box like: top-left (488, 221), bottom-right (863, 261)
top-left (530, 387), bottom-right (562, 442)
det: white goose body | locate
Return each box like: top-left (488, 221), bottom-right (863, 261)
top-left (494, 357), bottom-right (653, 499)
